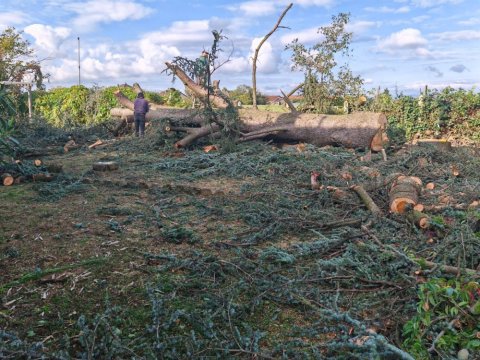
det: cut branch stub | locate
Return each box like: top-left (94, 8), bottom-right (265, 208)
top-left (389, 176), bottom-right (423, 213)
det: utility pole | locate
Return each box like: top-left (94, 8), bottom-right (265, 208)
top-left (77, 36), bottom-right (81, 86)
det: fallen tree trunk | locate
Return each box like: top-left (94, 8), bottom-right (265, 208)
top-left (111, 102), bottom-right (387, 149)
top-left (111, 71), bottom-right (387, 149)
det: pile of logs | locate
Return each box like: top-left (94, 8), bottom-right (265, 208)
top-left (0, 159), bottom-right (61, 187)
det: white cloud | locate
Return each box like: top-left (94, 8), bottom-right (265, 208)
top-left (404, 79), bottom-right (478, 91)
top-left (281, 27), bottom-right (321, 45)
top-left (0, 11), bottom-right (29, 29)
top-left (227, 0), bottom-right (334, 17)
top-left (410, 0), bottom-right (463, 7)
top-left (347, 21), bottom-right (379, 35)
top-left (24, 24), bottom-right (71, 56)
top-left (432, 30), bottom-right (480, 42)
top-left (293, 0), bottom-right (335, 6)
top-left (365, 6), bottom-right (410, 13)
top-left (65, 0), bottom-right (154, 31)
top-left (249, 38), bottom-right (281, 74)
top-left (377, 28), bottom-right (429, 56)
top-left (458, 18), bottom-right (480, 26)
top-left (218, 57), bottom-right (250, 74)
top-left (231, 1), bottom-right (278, 17)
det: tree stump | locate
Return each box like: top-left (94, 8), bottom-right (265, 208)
top-left (389, 176), bottom-right (423, 213)
top-left (93, 161), bottom-right (119, 171)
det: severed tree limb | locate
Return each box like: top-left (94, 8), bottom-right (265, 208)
top-left (174, 124), bottom-right (221, 148)
top-left (286, 82), bottom-right (304, 98)
top-left (165, 62), bottom-right (230, 109)
top-left (280, 89), bottom-right (298, 114)
top-left (252, 3), bottom-right (293, 109)
top-left (351, 185), bottom-right (383, 216)
top-left (417, 259), bottom-right (479, 277)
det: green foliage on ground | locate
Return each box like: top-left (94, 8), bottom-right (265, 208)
top-left (403, 278), bottom-right (480, 358)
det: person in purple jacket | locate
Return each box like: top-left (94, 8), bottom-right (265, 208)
top-left (133, 92), bottom-right (149, 138)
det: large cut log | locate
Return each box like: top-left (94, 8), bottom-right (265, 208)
top-left (389, 176), bottom-right (423, 213)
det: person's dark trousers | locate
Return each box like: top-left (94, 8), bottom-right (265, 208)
top-left (134, 113), bottom-right (146, 137)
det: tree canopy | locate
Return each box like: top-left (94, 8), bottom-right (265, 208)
top-left (286, 13), bottom-right (363, 113)
top-left (0, 27), bottom-right (45, 88)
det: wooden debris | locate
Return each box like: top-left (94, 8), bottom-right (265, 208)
top-left (413, 204), bottom-right (425, 212)
top-left (93, 161), bottom-right (119, 171)
top-left (1, 173), bottom-right (14, 186)
top-left (416, 139), bottom-right (452, 151)
top-left (34, 159), bottom-right (43, 167)
top-left (32, 173), bottom-right (54, 182)
top-left (311, 171), bottom-right (321, 190)
top-left (203, 145), bottom-right (218, 153)
top-left (351, 184), bottom-right (383, 216)
top-left (63, 139), bottom-right (78, 153)
top-left (88, 140), bottom-right (104, 149)
top-left (14, 175), bottom-right (27, 185)
top-left (425, 182), bottom-right (435, 190)
top-left (407, 210), bottom-right (430, 229)
top-left (389, 176), bottom-right (423, 213)
top-left (381, 148), bottom-right (387, 161)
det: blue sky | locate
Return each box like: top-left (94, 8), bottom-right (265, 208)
top-left (1, 0), bottom-right (479, 95)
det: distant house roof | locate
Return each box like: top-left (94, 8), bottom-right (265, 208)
top-left (265, 95), bottom-right (304, 104)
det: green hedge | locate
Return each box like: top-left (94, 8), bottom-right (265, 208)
top-left (34, 86), bottom-right (163, 127)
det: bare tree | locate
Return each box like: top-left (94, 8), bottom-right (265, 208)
top-left (251, 3), bottom-right (293, 109)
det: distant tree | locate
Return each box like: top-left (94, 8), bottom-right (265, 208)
top-left (0, 27), bottom-right (45, 88)
top-left (228, 85), bottom-right (266, 106)
top-left (285, 13), bottom-right (363, 113)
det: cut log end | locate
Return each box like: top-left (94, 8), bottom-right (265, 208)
top-left (34, 159), bottom-right (43, 167)
top-left (390, 198), bottom-right (416, 213)
top-left (1, 173), bottom-right (14, 186)
top-left (93, 161), bottom-right (119, 171)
